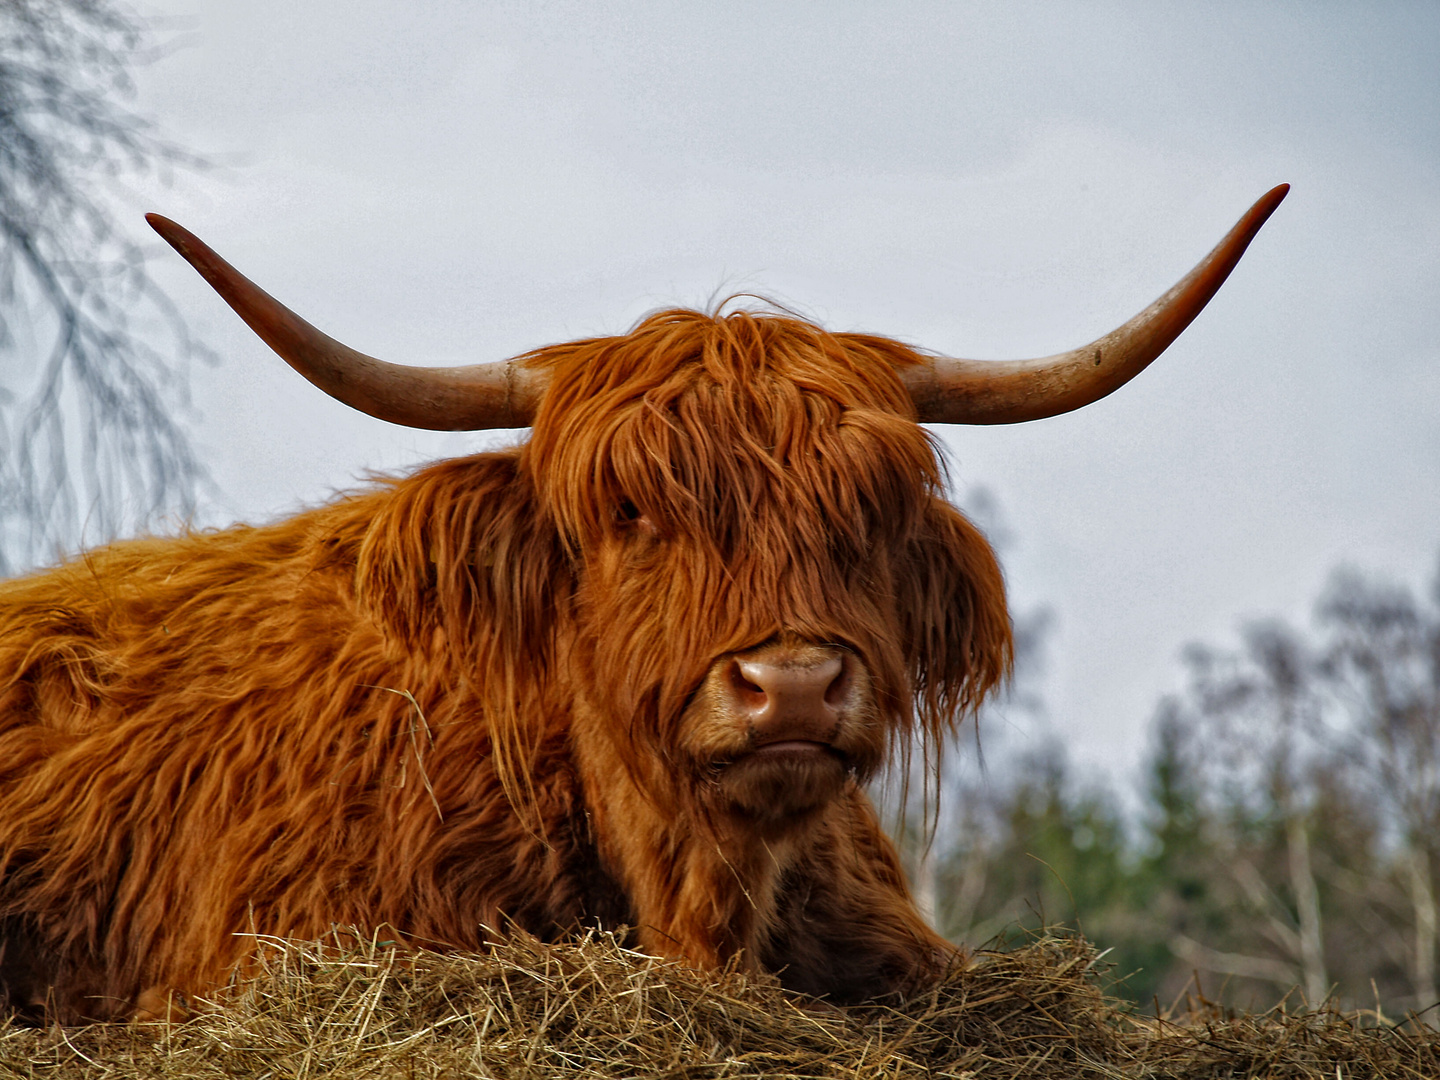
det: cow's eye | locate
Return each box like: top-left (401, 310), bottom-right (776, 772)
top-left (615, 499), bottom-right (657, 537)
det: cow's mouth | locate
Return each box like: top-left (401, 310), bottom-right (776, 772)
top-left (720, 740), bottom-right (847, 769)
top-left (750, 739), bottom-right (834, 757)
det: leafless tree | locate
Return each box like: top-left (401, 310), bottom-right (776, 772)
top-left (1176, 622), bottom-right (1332, 1005)
top-left (1138, 568), bottom-right (1440, 1013)
top-left (1319, 565), bottom-right (1440, 1009)
top-left (0, 0), bottom-right (212, 573)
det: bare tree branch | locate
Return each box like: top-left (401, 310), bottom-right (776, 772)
top-left (0, 0), bottom-right (214, 573)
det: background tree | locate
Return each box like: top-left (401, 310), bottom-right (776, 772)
top-left (0, 0), bottom-right (211, 573)
top-left (1319, 566), bottom-right (1440, 1009)
top-left (1168, 621), bottom-right (1332, 1005)
top-left (914, 548), bottom-right (1440, 1018)
top-left (1140, 570), bottom-right (1440, 1014)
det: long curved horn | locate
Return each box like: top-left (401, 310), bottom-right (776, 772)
top-left (146, 214), bottom-right (543, 430)
top-left (902, 184), bottom-right (1289, 424)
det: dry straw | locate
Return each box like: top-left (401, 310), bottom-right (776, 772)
top-left (2, 931), bottom-right (1435, 1078)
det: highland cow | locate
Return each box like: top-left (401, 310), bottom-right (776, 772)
top-left (0, 187), bottom-right (1287, 1021)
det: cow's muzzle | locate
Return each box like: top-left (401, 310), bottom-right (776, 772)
top-left (685, 639), bottom-right (878, 825)
top-left (726, 650), bottom-right (850, 755)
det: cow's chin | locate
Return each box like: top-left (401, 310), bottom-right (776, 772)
top-left (712, 743), bottom-right (850, 826)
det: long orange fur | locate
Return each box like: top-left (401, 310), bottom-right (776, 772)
top-left (0, 308), bottom-right (1011, 1021)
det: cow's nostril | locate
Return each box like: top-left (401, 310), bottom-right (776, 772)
top-left (823, 655), bottom-right (850, 708)
top-left (728, 660), bottom-right (768, 712)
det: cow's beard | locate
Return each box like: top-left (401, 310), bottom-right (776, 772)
top-left (710, 744), bottom-right (854, 825)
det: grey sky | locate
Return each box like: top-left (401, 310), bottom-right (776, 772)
top-left (126, 0), bottom-right (1439, 782)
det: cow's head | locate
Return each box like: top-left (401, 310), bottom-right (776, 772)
top-left (516, 309), bottom-right (1008, 826)
top-left (145, 186), bottom-right (1286, 827)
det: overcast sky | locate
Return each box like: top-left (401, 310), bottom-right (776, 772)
top-left (124, 0), bottom-right (1439, 784)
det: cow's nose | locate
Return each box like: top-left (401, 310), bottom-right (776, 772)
top-left (729, 653), bottom-right (847, 744)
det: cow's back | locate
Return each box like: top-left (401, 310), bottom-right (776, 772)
top-left (0, 464), bottom-right (618, 1022)
top-left (0, 499), bottom-right (382, 1016)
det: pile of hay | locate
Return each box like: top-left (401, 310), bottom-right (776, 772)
top-left (2, 932), bottom-right (1435, 1078)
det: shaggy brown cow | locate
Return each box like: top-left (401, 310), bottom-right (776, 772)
top-left (0, 187), bottom-right (1287, 1022)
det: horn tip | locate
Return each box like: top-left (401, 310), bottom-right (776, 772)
top-left (146, 212), bottom-right (192, 252)
top-left (1232, 184), bottom-right (1289, 241)
top-left (1259, 183), bottom-right (1290, 213)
